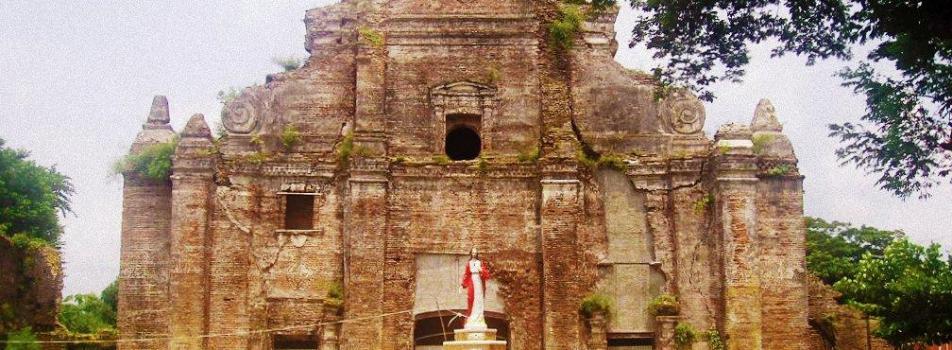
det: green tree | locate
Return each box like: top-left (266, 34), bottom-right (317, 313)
top-left (0, 138), bottom-right (74, 247)
top-left (629, 0), bottom-right (952, 198)
top-left (3, 327), bottom-right (39, 350)
top-left (834, 239), bottom-right (952, 347)
top-left (57, 294), bottom-right (115, 335)
top-left (805, 216), bottom-right (904, 285)
top-left (100, 279), bottom-right (118, 315)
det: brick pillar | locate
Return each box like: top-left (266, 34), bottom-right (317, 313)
top-left (167, 114), bottom-right (216, 349)
top-left (118, 96), bottom-right (175, 350)
top-left (340, 158), bottom-right (389, 350)
top-left (539, 160), bottom-right (583, 350)
top-left (587, 312), bottom-right (608, 350)
top-left (654, 316), bottom-right (679, 350)
top-left (713, 124), bottom-right (762, 350)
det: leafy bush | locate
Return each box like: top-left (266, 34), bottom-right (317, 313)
top-left (281, 124), bottom-right (301, 150)
top-left (766, 164), bottom-right (791, 177)
top-left (673, 323), bottom-right (697, 349)
top-left (4, 327), bottom-right (39, 350)
top-left (598, 153), bottom-right (628, 170)
top-left (0, 138), bottom-right (74, 247)
top-left (647, 293), bottom-right (680, 316)
top-left (113, 139), bottom-right (178, 181)
top-left (58, 294), bottom-right (115, 335)
top-left (272, 56), bottom-right (302, 72)
top-left (100, 279), bottom-right (118, 314)
top-left (549, 4), bottom-right (584, 50)
top-left (704, 329), bottom-right (725, 350)
top-left (579, 293), bottom-right (613, 317)
top-left (692, 194), bottom-right (714, 215)
top-left (751, 134), bottom-right (774, 155)
top-left (10, 233), bottom-right (49, 251)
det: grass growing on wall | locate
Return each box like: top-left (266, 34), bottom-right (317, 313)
top-left (112, 139), bottom-right (178, 181)
top-left (549, 4), bottom-right (584, 50)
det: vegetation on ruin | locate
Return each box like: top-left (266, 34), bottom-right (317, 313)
top-left (485, 66), bottom-right (501, 84)
top-left (597, 153), bottom-right (628, 171)
top-left (56, 278), bottom-right (118, 339)
top-left (579, 294), bottom-right (613, 318)
top-left (474, 156), bottom-right (489, 174)
top-left (281, 124), bottom-right (302, 150)
top-left (834, 238), bottom-right (952, 346)
top-left (750, 134), bottom-right (774, 155)
top-left (432, 155), bottom-right (451, 165)
top-left (357, 27), bottom-right (384, 47)
top-left (692, 194), bottom-right (714, 215)
top-left (673, 322), bottom-right (696, 349)
top-left (272, 56), bottom-right (302, 72)
top-left (548, 4), bottom-right (584, 50)
top-left (765, 164), bottom-right (792, 177)
top-left (325, 282), bottom-right (344, 308)
top-left (647, 293), bottom-right (680, 316)
top-left (216, 88), bottom-right (240, 105)
top-left (113, 139), bottom-right (179, 182)
top-left (244, 151), bottom-right (270, 165)
top-left (704, 329), bottom-right (725, 350)
top-left (336, 131), bottom-right (355, 164)
top-left (4, 327), bottom-right (39, 350)
top-left (630, 0), bottom-right (952, 198)
top-left (0, 138), bottom-right (74, 248)
top-left (517, 146), bottom-right (541, 163)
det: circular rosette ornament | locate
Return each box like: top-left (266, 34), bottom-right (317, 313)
top-left (661, 91), bottom-right (706, 135)
top-left (222, 92), bottom-right (260, 135)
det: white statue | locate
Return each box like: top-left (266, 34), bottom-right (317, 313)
top-left (461, 248), bottom-right (490, 329)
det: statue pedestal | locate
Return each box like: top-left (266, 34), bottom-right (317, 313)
top-left (442, 328), bottom-right (508, 350)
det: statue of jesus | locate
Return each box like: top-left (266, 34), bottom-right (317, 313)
top-left (461, 248), bottom-right (490, 329)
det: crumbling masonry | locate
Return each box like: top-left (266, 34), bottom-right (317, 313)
top-left (118, 1), bottom-right (811, 349)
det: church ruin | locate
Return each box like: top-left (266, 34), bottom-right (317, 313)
top-left (118, 1), bottom-right (809, 349)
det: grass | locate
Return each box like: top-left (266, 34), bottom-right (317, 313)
top-left (647, 293), bottom-right (680, 316)
top-left (357, 27), bottom-right (384, 47)
top-left (549, 4), bottom-right (584, 50)
top-left (517, 146), bottom-right (541, 163)
top-left (692, 194), bottom-right (714, 215)
top-left (281, 124), bottom-right (301, 150)
top-left (766, 164), bottom-right (792, 176)
top-left (336, 131), bottom-right (355, 164)
top-left (432, 155), bottom-right (450, 165)
top-left (579, 293), bottom-right (613, 317)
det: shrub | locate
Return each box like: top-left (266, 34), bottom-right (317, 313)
top-left (647, 293), bottom-right (681, 316)
top-left (113, 139), bottom-right (178, 181)
top-left (704, 329), bottom-right (725, 350)
top-left (549, 4), bottom-right (584, 50)
top-left (692, 194), bottom-right (714, 215)
top-left (58, 294), bottom-right (115, 335)
top-left (766, 164), bottom-right (791, 177)
top-left (10, 233), bottom-right (49, 251)
top-left (326, 282), bottom-right (344, 308)
top-left (673, 323), bottom-right (697, 349)
top-left (5, 327), bottom-right (39, 350)
top-left (579, 293), bottom-right (613, 317)
top-left (281, 124), bottom-right (301, 150)
top-left (272, 56), bottom-right (302, 72)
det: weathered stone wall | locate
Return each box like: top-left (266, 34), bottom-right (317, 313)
top-left (806, 275), bottom-right (892, 350)
top-left (0, 236), bottom-right (62, 333)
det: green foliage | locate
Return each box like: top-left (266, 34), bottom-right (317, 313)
top-left (281, 124), bottom-right (301, 150)
top-left (517, 146), bottom-right (541, 163)
top-left (100, 278), bottom-right (118, 314)
top-left (834, 238), bottom-right (952, 347)
top-left (576, 149), bottom-right (598, 168)
top-left (432, 155), bottom-right (450, 165)
top-left (692, 194), bottom-right (714, 215)
top-left (579, 293), bottom-right (613, 317)
top-left (9, 233), bottom-right (48, 252)
top-left (249, 133), bottom-right (264, 147)
top-left (548, 4), bottom-right (584, 50)
top-left (357, 27), bottom-right (384, 47)
top-left (474, 156), bottom-right (489, 174)
top-left (673, 323), bottom-right (696, 349)
top-left (216, 88), bottom-right (240, 105)
top-left (647, 293), bottom-right (680, 316)
top-left (272, 56), bottom-right (302, 72)
top-left (485, 66), bottom-right (501, 84)
top-left (630, 0), bottom-right (952, 198)
top-left (717, 144), bottom-right (730, 155)
top-left (4, 327), bottom-right (39, 350)
top-left (244, 151), bottom-right (269, 165)
top-left (704, 329), bottom-right (725, 350)
top-left (0, 138), bottom-right (74, 247)
top-left (805, 216), bottom-right (903, 285)
top-left (58, 294), bottom-right (116, 335)
top-left (113, 139), bottom-right (178, 182)
top-left (598, 153), bottom-right (628, 171)
top-left (766, 164), bottom-right (791, 177)
top-left (392, 156), bottom-right (408, 165)
top-left (325, 281), bottom-right (344, 308)
top-left (336, 132), bottom-right (354, 164)
top-left (751, 134), bottom-right (774, 155)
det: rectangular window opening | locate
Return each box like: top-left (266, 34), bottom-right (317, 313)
top-left (284, 194), bottom-right (315, 230)
top-left (272, 334), bottom-right (318, 350)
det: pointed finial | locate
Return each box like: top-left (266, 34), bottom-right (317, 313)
top-left (182, 113), bottom-right (211, 139)
top-left (145, 95), bottom-right (170, 126)
top-left (751, 99), bottom-right (782, 132)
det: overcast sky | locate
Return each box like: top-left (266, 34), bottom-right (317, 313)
top-left (1, 1), bottom-right (949, 296)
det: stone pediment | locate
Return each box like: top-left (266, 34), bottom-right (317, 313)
top-left (430, 81), bottom-right (497, 98)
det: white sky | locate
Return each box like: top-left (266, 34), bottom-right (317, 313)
top-left (1, 1), bottom-right (949, 296)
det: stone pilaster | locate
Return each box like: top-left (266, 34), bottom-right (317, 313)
top-left (168, 114), bottom-right (216, 349)
top-left (586, 312), bottom-right (608, 350)
top-left (654, 316), bottom-right (679, 350)
top-left (340, 158), bottom-right (389, 350)
top-left (539, 159), bottom-right (583, 350)
top-left (118, 96), bottom-right (175, 350)
top-left (712, 123), bottom-right (762, 350)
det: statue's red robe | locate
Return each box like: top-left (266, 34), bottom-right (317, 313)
top-left (460, 259), bottom-right (491, 317)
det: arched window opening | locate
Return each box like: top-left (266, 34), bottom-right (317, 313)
top-left (413, 310), bottom-right (509, 349)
